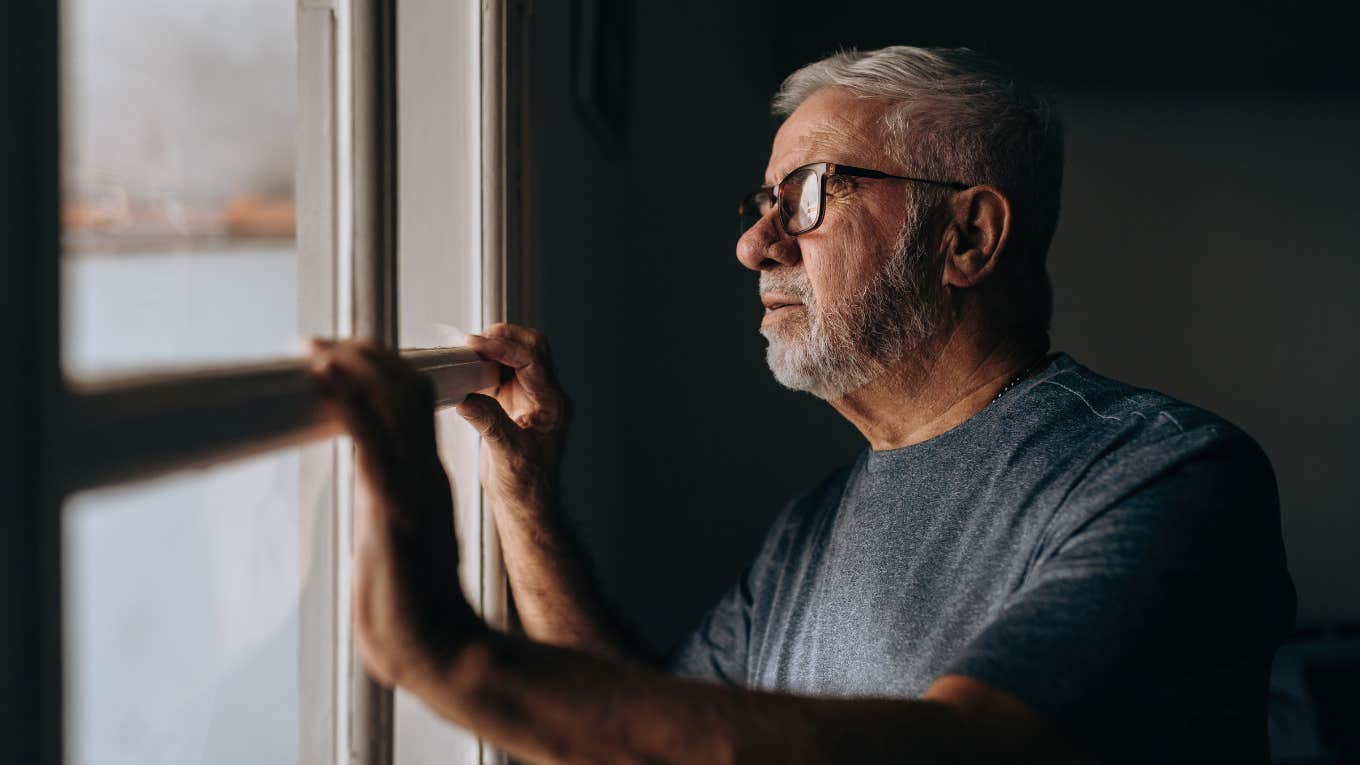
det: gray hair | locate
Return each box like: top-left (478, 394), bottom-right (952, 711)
top-left (773, 46), bottom-right (1063, 325)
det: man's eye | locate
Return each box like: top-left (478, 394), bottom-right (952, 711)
top-left (826, 176), bottom-right (856, 194)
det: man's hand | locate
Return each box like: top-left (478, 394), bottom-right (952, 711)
top-left (456, 323), bottom-right (571, 521)
top-left (309, 338), bottom-right (484, 690)
top-left (454, 324), bottom-right (635, 656)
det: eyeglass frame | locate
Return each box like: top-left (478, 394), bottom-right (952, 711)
top-left (738, 161), bottom-right (970, 237)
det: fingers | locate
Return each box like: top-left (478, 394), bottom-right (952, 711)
top-left (467, 325), bottom-right (565, 421)
top-left (483, 322), bottom-right (546, 350)
top-left (477, 323), bottom-right (554, 373)
top-left (465, 334), bottom-right (536, 370)
top-left (454, 393), bottom-right (518, 446)
top-left (315, 357), bottom-right (401, 489)
top-left (329, 339), bottom-right (429, 402)
top-left (353, 341), bottom-right (429, 391)
top-left (308, 331), bottom-right (561, 456)
top-left (310, 339), bottom-right (437, 459)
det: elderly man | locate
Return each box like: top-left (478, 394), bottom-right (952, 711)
top-left (310, 46), bottom-right (1295, 763)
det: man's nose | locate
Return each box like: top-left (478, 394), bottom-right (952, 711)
top-left (736, 209), bottom-right (801, 272)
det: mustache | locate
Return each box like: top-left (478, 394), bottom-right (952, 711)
top-left (758, 270), bottom-right (814, 303)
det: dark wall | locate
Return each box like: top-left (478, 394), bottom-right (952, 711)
top-left (773, 0), bottom-right (1360, 92)
top-left (525, 1), bottom-right (1360, 650)
top-left (1050, 93), bottom-right (1360, 627)
top-left (2, 3), bottom-right (62, 761)
top-left (525, 0), bottom-right (860, 650)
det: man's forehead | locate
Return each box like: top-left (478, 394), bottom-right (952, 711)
top-left (765, 91), bottom-right (890, 184)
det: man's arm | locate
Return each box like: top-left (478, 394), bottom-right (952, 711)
top-left (414, 633), bottom-right (1083, 765)
top-left (310, 337), bottom-right (1087, 765)
top-left (454, 324), bottom-right (644, 661)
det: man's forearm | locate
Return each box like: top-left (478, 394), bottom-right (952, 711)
top-left (494, 499), bottom-right (643, 661)
top-left (409, 630), bottom-right (1083, 765)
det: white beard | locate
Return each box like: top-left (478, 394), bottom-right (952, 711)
top-left (760, 214), bottom-right (944, 400)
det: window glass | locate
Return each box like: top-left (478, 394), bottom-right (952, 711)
top-left (396, 0), bottom-right (481, 351)
top-left (393, 3), bottom-right (483, 762)
top-left (61, 0), bottom-right (299, 378)
top-left (63, 443), bottom-right (336, 765)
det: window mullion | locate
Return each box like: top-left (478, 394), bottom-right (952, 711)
top-left (298, 1), bottom-right (342, 763)
top-left (478, 2), bottom-right (517, 762)
top-left (348, 0), bottom-right (399, 760)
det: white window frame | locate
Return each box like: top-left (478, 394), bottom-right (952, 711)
top-left (2, 0), bottom-right (526, 762)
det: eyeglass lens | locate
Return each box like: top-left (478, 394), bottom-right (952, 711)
top-left (738, 189), bottom-right (773, 235)
top-left (738, 166), bottom-right (823, 237)
top-left (781, 167), bottom-right (821, 235)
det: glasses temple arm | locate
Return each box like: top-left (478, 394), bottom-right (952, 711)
top-left (835, 165), bottom-right (970, 190)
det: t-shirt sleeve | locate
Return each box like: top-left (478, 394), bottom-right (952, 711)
top-left (663, 560), bottom-right (759, 685)
top-left (663, 502), bottom-right (795, 686)
top-left (944, 424), bottom-right (1296, 757)
top-left (665, 468), bottom-right (850, 686)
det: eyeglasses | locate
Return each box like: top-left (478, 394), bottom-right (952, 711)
top-left (738, 161), bottom-right (969, 237)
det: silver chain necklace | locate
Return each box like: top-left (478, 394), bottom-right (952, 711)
top-left (989, 354), bottom-right (1052, 406)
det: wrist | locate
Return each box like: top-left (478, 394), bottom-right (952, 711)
top-left (490, 482), bottom-right (556, 521)
top-left (410, 624), bottom-right (502, 720)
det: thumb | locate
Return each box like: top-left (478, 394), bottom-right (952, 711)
top-left (455, 393), bottom-right (518, 446)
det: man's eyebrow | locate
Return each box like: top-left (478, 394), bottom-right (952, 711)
top-left (766, 128), bottom-right (862, 184)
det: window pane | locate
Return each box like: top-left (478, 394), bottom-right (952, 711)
top-left (393, 2), bottom-right (483, 762)
top-left (61, 0), bottom-right (300, 378)
top-left (397, 0), bottom-right (480, 351)
top-left (63, 443), bottom-right (336, 765)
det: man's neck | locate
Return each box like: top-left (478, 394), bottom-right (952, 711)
top-left (829, 324), bottom-right (1051, 451)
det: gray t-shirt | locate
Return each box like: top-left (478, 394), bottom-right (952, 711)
top-left (668, 354), bottom-right (1295, 763)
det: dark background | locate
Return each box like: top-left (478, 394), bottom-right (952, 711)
top-left (522, 0), bottom-right (1360, 653)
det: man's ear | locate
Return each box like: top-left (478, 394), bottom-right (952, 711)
top-left (940, 185), bottom-right (1012, 289)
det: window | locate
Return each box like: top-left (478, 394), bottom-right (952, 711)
top-left (64, 444), bottom-right (337, 764)
top-left (60, 0), bottom-right (301, 379)
top-left (3, 1), bottom-right (524, 763)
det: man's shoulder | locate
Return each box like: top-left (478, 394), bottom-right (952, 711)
top-left (1029, 355), bottom-right (1276, 521)
top-left (1029, 354), bottom-right (1262, 459)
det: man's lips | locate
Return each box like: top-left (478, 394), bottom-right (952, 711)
top-left (760, 295), bottom-right (803, 312)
